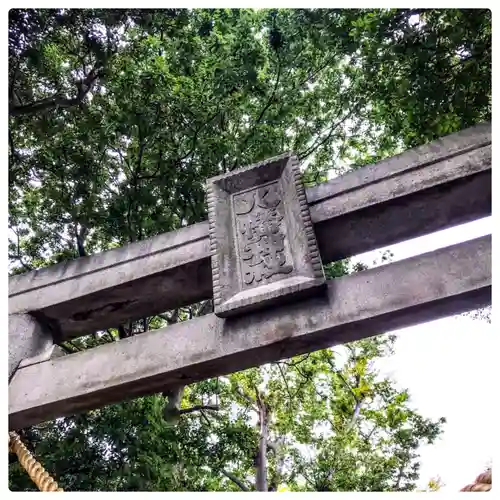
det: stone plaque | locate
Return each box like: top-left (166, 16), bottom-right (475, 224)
top-left (206, 153), bottom-right (325, 317)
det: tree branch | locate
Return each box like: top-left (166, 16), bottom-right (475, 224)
top-left (326, 358), bottom-right (358, 402)
top-left (361, 423), bottom-right (377, 443)
top-left (126, 137), bottom-right (147, 243)
top-left (221, 469), bottom-right (250, 491)
top-left (197, 299), bottom-right (213, 316)
top-left (8, 254), bottom-right (32, 272)
top-left (394, 460), bottom-right (407, 491)
top-left (234, 57), bottom-right (282, 169)
top-left (298, 99), bottom-right (364, 161)
top-left (178, 109), bottom-right (220, 163)
top-left (292, 365), bottom-right (315, 398)
top-left (276, 362), bottom-right (294, 405)
top-left (9, 227), bottom-right (33, 272)
top-left (156, 309), bottom-right (179, 325)
top-left (105, 329), bottom-right (116, 343)
top-left (268, 438), bottom-right (285, 491)
top-left (178, 405), bottom-right (219, 415)
top-left (198, 408), bottom-right (213, 428)
top-left (110, 146), bottom-right (127, 169)
top-left (9, 69), bottom-right (101, 117)
top-left (75, 223), bottom-right (88, 257)
top-left (295, 52), bottom-right (337, 93)
top-left (9, 130), bottom-right (20, 163)
top-left (234, 385), bottom-right (257, 410)
top-left (280, 353), bottom-right (311, 368)
top-left (117, 324), bottom-right (130, 339)
top-left (347, 399), bottom-right (363, 432)
top-left (302, 470), bottom-right (316, 489)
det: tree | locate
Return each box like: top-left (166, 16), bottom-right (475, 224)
top-left (9, 8), bottom-right (491, 272)
top-left (9, 8), bottom-right (490, 491)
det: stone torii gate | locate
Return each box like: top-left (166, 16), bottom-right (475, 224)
top-left (8, 122), bottom-right (491, 431)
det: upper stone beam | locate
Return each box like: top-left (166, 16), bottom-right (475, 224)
top-left (8, 123), bottom-right (491, 340)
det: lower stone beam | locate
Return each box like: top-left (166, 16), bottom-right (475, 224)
top-left (9, 235), bottom-right (491, 430)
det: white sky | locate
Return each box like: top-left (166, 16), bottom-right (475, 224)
top-left (355, 216), bottom-right (492, 491)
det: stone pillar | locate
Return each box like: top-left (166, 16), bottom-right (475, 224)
top-left (9, 314), bottom-right (54, 380)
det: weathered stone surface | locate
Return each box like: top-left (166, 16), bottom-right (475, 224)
top-left (9, 314), bottom-right (53, 380)
top-left (8, 123), bottom-right (491, 339)
top-left (310, 141), bottom-right (491, 263)
top-left (9, 223), bottom-right (212, 340)
top-left (9, 236), bottom-right (491, 430)
top-left (206, 153), bottom-right (325, 317)
top-left (17, 344), bottom-right (66, 370)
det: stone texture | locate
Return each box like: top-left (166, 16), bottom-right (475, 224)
top-left (9, 223), bottom-right (213, 340)
top-left (17, 344), bottom-right (66, 370)
top-left (206, 153), bottom-right (325, 317)
top-left (9, 314), bottom-right (54, 380)
top-left (8, 123), bottom-right (491, 338)
top-left (311, 143), bottom-right (491, 263)
top-left (9, 236), bottom-right (491, 430)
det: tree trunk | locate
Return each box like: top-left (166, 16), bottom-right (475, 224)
top-left (268, 438), bottom-right (284, 491)
top-left (256, 400), bottom-right (268, 492)
top-left (348, 398), bottom-right (363, 431)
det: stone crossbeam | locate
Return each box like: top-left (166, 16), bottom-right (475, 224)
top-left (8, 123), bottom-right (491, 341)
top-left (9, 235), bottom-right (491, 430)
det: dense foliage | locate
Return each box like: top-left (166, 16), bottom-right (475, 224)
top-left (8, 8), bottom-right (490, 491)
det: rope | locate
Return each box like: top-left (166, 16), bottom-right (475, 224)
top-left (460, 469), bottom-right (492, 492)
top-left (8, 427), bottom-right (492, 493)
top-left (8, 431), bottom-right (64, 492)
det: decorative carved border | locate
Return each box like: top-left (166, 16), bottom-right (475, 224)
top-left (205, 182), bottom-right (222, 309)
top-left (213, 152), bottom-right (294, 180)
top-left (289, 155), bottom-right (324, 280)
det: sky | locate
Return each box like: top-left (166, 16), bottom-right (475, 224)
top-left (354, 216), bottom-right (492, 491)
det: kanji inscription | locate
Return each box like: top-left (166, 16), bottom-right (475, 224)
top-left (233, 182), bottom-right (293, 289)
top-left (206, 153), bottom-right (325, 318)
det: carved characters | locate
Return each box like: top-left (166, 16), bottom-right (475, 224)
top-left (233, 182), bottom-right (293, 287)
